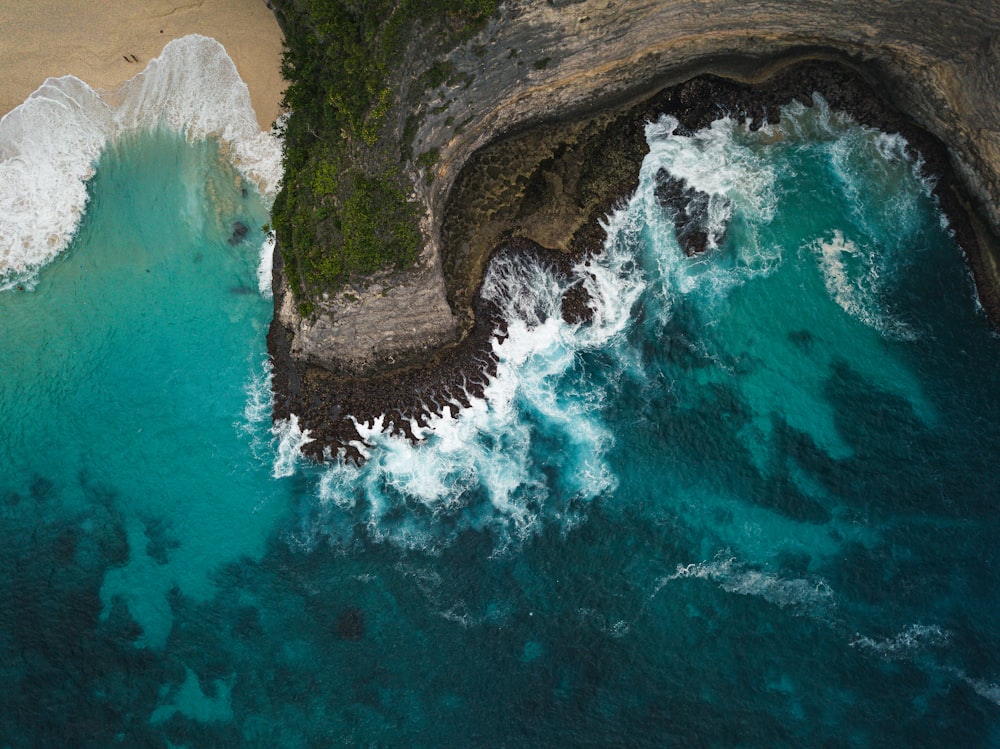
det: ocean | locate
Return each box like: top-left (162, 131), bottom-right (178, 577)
top-left (2, 36), bottom-right (1000, 747)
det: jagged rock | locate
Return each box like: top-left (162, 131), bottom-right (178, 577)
top-left (561, 283), bottom-right (594, 325)
top-left (654, 168), bottom-right (727, 256)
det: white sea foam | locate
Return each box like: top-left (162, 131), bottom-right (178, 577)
top-left (771, 96), bottom-right (931, 340)
top-left (959, 673), bottom-right (1000, 706)
top-left (633, 114), bottom-right (783, 317)
top-left (578, 212), bottom-right (647, 345)
top-left (813, 229), bottom-right (868, 321)
top-left (810, 229), bottom-right (917, 340)
top-left (646, 114), bottom-right (778, 229)
top-left (772, 94), bottom-right (853, 143)
top-left (258, 232), bottom-right (276, 297)
top-left (293, 245), bottom-right (638, 551)
top-left (828, 127), bottom-right (924, 237)
top-left (272, 415), bottom-right (314, 480)
top-left (850, 623), bottom-right (951, 658)
top-left (0, 77), bottom-right (111, 288)
top-left (664, 553), bottom-right (836, 616)
top-left (242, 359), bottom-right (274, 428)
top-left (576, 606), bottom-right (633, 638)
top-left (0, 34), bottom-right (282, 289)
top-left (237, 357), bottom-right (279, 471)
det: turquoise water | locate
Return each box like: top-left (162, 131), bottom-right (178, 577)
top-left (3, 100), bottom-right (1000, 747)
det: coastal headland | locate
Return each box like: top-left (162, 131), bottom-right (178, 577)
top-left (4, 1), bottom-right (998, 462)
top-left (267, 0), bottom-right (1000, 462)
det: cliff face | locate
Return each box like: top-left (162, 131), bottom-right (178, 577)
top-left (274, 0), bottom-right (1000, 379)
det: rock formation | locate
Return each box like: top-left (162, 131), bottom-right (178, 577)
top-left (268, 0), bottom-right (1000, 458)
top-left (654, 170), bottom-right (727, 257)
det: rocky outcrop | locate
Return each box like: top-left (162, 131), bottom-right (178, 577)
top-left (272, 248), bottom-right (457, 375)
top-left (414, 0), bottom-right (1000, 323)
top-left (654, 170), bottom-right (727, 257)
top-left (269, 0), bottom-right (1000, 458)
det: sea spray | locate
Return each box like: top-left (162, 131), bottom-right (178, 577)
top-left (289, 96), bottom-right (944, 554)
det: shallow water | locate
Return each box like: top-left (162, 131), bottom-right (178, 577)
top-left (3, 88), bottom-right (1000, 747)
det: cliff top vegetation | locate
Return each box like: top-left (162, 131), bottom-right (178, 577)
top-left (271, 0), bottom-right (497, 315)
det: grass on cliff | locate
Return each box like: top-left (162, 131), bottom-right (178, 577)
top-left (272, 0), bottom-right (497, 313)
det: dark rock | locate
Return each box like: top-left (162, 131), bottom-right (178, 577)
top-left (228, 221), bottom-right (249, 246)
top-left (268, 239), bottom-right (504, 464)
top-left (654, 168), bottom-right (727, 256)
top-left (561, 282), bottom-right (594, 325)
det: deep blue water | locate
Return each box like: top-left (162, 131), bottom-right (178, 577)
top-left (2, 98), bottom-right (1000, 747)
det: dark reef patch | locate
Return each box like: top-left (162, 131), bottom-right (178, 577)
top-left (335, 607), bottom-right (366, 641)
top-left (787, 329), bottom-right (816, 349)
top-left (228, 220), bottom-right (249, 246)
top-left (268, 58), bottom-right (995, 462)
top-left (29, 475), bottom-right (55, 502)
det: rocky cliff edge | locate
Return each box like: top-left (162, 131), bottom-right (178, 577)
top-left (270, 0), bottom-right (1000, 458)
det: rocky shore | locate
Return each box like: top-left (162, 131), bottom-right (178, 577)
top-left (269, 49), bottom-right (998, 461)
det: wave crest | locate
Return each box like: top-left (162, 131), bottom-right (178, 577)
top-left (810, 229), bottom-right (917, 340)
top-left (850, 623), bottom-right (951, 658)
top-left (665, 553), bottom-right (837, 616)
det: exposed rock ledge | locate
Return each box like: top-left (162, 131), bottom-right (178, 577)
top-left (270, 0), bottom-right (1000, 460)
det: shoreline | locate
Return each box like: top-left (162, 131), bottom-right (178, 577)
top-left (268, 57), bottom-right (997, 463)
top-left (0, 0), bottom-right (285, 131)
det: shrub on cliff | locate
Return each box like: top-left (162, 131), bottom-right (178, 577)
top-left (271, 0), bottom-right (497, 311)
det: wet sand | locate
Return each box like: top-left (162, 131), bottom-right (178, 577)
top-left (0, 0), bottom-right (285, 130)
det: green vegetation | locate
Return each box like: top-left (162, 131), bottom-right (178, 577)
top-left (417, 148), bottom-right (441, 184)
top-left (420, 59), bottom-right (457, 90)
top-left (453, 114), bottom-right (475, 136)
top-left (416, 148), bottom-right (440, 170)
top-left (272, 0), bottom-right (498, 306)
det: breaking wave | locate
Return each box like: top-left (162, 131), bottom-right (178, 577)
top-left (284, 91), bottom-right (950, 555)
top-left (0, 34), bottom-right (281, 289)
top-left (298, 247), bottom-right (629, 552)
top-left (850, 623), bottom-right (951, 658)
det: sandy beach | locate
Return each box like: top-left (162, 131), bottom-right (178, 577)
top-left (1, 0), bottom-right (285, 131)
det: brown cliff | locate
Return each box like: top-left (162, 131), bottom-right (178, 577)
top-left (269, 0), bottom-right (1000, 460)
